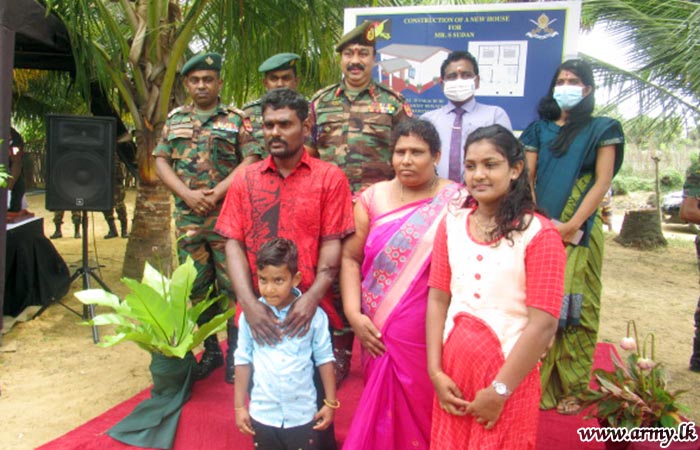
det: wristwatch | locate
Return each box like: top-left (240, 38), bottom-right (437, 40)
top-left (491, 380), bottom-right (512, 397)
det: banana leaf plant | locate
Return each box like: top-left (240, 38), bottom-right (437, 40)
top-left (75, 256), bottom-right (234, 359)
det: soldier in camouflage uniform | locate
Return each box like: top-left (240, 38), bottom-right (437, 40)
top-left (154, 52), bottom-right (264, 383)
top-left (243, 53), bottom-right (301, 148)
top-left (102, 159), bottom-right (129, 239)
top-left (309, 22), bottom-right (413, 384)
top-left (50, 210), bottom-right (82, 239)
top-left (680, 159), bottom-right (700, 373)
top-left (309, 21), bottom-right (413, 195)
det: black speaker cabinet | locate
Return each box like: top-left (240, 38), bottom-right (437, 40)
top-left (46, 115), bottom-right (117, 211)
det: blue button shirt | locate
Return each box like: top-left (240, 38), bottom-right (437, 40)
top-left (420, 97), bottom-right (512, 179)
top-left (234, 288), bottom-right (335, 428)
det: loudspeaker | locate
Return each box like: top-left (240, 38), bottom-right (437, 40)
top-left (46, 115), bottom-right (116, 211)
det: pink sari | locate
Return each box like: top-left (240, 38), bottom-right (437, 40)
top-left (343, 183), bottom-right (459, 450)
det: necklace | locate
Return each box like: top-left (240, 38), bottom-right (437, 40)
top-left (472, 213), bottom-right (497, 238)
top-left (400, 176), bottom-right (438, 203)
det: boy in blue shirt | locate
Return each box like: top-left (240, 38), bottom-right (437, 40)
top-left (234, 238), bottom-right (339, 449)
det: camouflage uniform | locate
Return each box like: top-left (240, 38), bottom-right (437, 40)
top-left (242, 99), bottom-right (265, 148)
top-left (53, 210), bottom-right (82, 227)
top-left (309, 79), bottom-right (413, 194)
top-left (102, 160), bottom-right (128, 235)
top-left (309, 78), bottom-right (411, 387)
top-left (153, 102), bottom-right (263, 304)
top-left (51, 210), bottom-right (82, 239)
top-left (683, 161), bottom-right (700, 371)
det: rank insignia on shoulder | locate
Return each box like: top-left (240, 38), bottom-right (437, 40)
top-left (242, 117), bottom-right (253, 133)
top-left (403, 103), bottom-right (414, 117)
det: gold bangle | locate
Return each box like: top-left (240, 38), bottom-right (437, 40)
top-left (323, 398), bottom-right (341, 409)
top-left (234, 405), bottom-right (247, 411)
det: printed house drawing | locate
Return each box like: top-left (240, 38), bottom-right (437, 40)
top-left (377, 44), bottom-right (450, 93)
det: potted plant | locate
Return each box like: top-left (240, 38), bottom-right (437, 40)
top-left (75, 255), bottom-right (234, 450)
top-left (581, 320), bottom-right (696, 450)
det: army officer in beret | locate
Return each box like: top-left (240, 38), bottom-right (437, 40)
top-left (153, 52), bottom-right (264, 384)
top-left (309, 21), bottom-right (413, 388)
top-left (243, 53), bottom-right (302, 147)
top-left (309, 21), bottom-right (412, 194)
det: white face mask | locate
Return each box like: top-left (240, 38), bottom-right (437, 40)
top-left (553, 85), bottom-right (585, 110)
top-left (443, 78), bottom-right (476, 103)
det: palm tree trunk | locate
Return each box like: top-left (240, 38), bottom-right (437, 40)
top-left (123, 182), bottom-right (173, 279)
top-left (123, 128), bottom-right (173, 279)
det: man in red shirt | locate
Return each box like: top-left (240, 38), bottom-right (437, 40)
top-left (215, 88), bottom-right (354, 450)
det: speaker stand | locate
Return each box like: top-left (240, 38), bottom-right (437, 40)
top-left (34, 212), bottom-right (111, 343)
top-left (73, 211), bottom-right (113, 343)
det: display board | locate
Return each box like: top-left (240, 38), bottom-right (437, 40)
top-left (345, 2), bottom-right (581, 130)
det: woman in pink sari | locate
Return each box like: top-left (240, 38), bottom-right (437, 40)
top-left (340, 119), bottom-right (459, 450)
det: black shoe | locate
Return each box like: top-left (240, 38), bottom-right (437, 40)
top-left (690, 364), bottom-right (700, 373)
top-left (193, 336), bottom-right (224, 381)
top-left (105, 219), bottom-right (118, 239)
top-left (50, 230), bottom-right (62, 239)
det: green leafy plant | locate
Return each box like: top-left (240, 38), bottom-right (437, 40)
top-left (581, 320), bottom-right (688, 429)
top-left (75, 256), bottom-right (234, 359)
top-left (660, 169), bottom-right (683, 190)
top-left (612, 175), bottom-right (654, 195)
top-left (0, 163), bottom-right (9, 188)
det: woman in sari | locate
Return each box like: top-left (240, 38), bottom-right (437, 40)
top-left (520, 59), bottom-right (625, 415)
top-left (340, 119), bottom-right (459, 450)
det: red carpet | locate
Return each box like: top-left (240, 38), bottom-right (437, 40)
top-left (38, 343), bottom-right (619, 450)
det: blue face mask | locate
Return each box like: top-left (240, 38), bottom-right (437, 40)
top-left (553, 85), bottom-right (584, 110)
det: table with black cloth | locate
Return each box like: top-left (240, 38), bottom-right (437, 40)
top-left (3, 217), bottom-right (70, 317)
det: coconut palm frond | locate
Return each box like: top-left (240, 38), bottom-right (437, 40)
top-left (583, 0), bottom-right (700, 125)
top-left (12, 70), bottom-right (86, 120)
top-left (583, 53), bottom-right (700, 119)
top-left (192, 0), bottom-right (347, 104)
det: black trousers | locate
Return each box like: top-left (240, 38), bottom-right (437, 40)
top-left (251, 418), bottom-right (318, 450)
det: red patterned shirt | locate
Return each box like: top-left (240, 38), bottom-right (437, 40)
top-left (215, 149), bottom-right (354, 328)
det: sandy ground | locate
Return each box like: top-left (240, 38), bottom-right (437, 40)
top-left (0, 191), bottom-right (699, 450)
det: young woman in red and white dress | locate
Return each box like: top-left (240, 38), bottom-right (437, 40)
top-left (426, 124), bottom-right (566, 450)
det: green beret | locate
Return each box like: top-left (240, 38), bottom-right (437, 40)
top-left (258, 53), bottom-right (301, 74)
top-left (335, 21), bottom-right (376, 53)
top-left (181, 52), bottom-right (222, 76)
